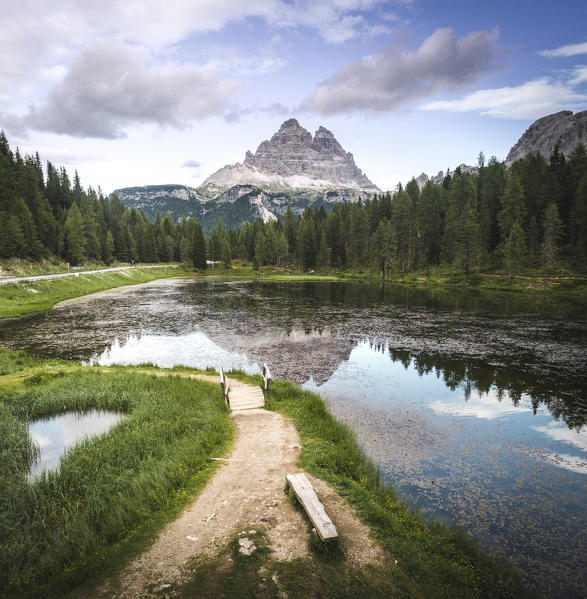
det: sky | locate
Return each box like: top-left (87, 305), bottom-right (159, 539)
top-left (1, 0), bottom-right (586, 193)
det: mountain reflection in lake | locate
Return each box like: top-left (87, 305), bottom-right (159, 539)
top-left (0, 278), bottom-right (585, 598)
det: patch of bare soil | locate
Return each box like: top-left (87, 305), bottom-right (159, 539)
top-left (89, 378), bottom-right (382, 598)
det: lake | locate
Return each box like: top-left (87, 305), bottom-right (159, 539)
top-left (1, 278), bottom-right (585, 598)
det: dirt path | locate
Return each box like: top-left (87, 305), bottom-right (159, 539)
top-left (91, 375), bottom-right (382, 598)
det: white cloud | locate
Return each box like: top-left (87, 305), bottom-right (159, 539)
top-left (0, 0), bottom-right (404, 132)
top-left (422, 73), bottom-right (587, 120)
top-left (302, 27), bottom-right (504, 115)
top-left (540, 41), bottom-right (587, 58)
top-left (90, 331), bottom-right (261, 374)
top-left (182, 160), bottom-right (202, 169)
top-left (533, 421), bottom-right (587, 452)
top-left (429, 389), bottom-right (533, 420)
top-left (569, 66), bottom-right (587, 86)
top-left (19, 44), bottom-right (239, 138)
top-left (0, 0), bottom-right (397, 96)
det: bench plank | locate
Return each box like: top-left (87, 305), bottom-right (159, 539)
top-left (285, 473), bottom-right (338, 541)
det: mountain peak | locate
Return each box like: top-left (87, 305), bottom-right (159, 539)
top-left (205, 118), bottom-right (379, 192)
top-left (315, 125), bottom-right (334, 138)
top-left (280, 118), bottom-right (301, 130)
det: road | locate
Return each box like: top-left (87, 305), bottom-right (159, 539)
top-left (0, 264), bottom-right (177, 285)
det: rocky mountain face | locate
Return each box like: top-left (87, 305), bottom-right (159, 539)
top-left (200, 118), bottom-right (378, 192)
top-left (413, 110), bottom-right (587, 189)
top-left (506, 110), bottom-right (587, 165)
top-left (115, 118), bottom-right (379, 231)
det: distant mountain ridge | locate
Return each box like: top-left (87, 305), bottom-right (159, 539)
top-left (114, 118), bottom-right (379, 231)
top-left (115, 110), bottom-right (587, 230)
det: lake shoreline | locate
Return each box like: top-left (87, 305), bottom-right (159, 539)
top-left (1, 261), bottom-right (585, 321)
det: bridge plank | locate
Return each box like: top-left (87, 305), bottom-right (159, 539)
top-left (228, 385), bottom-right (265, 410)
top-left (285, 473), bottom-right (338, 541)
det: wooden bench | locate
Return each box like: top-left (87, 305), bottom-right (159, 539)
top-left (285, 473), bottom-right (338, 541)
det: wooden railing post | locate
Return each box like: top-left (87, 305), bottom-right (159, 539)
top-left (262, 363), bottom-right (272, 399)
top-left (219, 367), bottom-right (229, 404)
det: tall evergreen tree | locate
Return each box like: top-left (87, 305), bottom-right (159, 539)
top-left (192, 221), bottom-right (207, 269)
top-left (542, 201), bottom-right (563, 270)
top-left (64, 203), bottom-right (86, 265)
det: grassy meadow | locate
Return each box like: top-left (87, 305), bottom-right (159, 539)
top-left (0, 363), bottom-right (233, 598)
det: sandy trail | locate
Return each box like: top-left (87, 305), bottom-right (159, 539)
top-left (91, 376), bottom-right (382, 598)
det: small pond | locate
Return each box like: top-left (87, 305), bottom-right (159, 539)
top-left (28, 409), bottom-right (124, 480)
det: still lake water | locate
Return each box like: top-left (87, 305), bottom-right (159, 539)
top-left (1, 278), bottom-right (585, 598)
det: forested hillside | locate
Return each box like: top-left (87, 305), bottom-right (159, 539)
top-left (224, 148), bottom-right (587, 278)
top-left (1, 129), bottom-right (585, 279)
top-left (0, 132), bottom-right (203, 266)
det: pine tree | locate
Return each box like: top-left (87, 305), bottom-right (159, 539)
top-left (542, 201), bottom-right (563, 270)
top-left (298, 208), bottom-right (316, 271)
top-left (350, 203), bottom-right (368, 272)
top-left (14, 198), bottom-right (43, 258)
top-left (317, 228), bottom-right (329, 268)
top-left (255, 230), bottom-right (267, 265)
top-left (64, 203), bottom-right (86, 265)
top-left (503, 222), bottom-right (527, 279)
top-left (498, 172), bottom-right (526, 244)
top-left (419, 181), bottom-right (443, 270)
top-left (103, 231), bottom-right (115, 265)
top-left (326, 205), bottom-right (345, 267)
top-left (284, 206), bottom-right (297, 261)
top-left (192, 221), bottom-right (207, 269)
top-left (572, 172), bottom-right (587, 261)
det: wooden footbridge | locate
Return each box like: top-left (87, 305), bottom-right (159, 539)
top-left (218, 364), bottom-right (272, 411)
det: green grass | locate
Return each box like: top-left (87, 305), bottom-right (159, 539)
top-left (0, 266), bottom-right (184, 319)
top-left (0, 258), bottom-right (180, 278)
top-left (0, 347), bottom-right (65, 376)
top-left (0, 365), bottom-right (233, 598)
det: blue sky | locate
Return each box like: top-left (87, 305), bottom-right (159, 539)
top-left (1, 0), bottom-right (585, 192)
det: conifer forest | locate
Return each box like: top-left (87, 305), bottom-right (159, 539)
top-left (1, 131), bottom-right (586, 279)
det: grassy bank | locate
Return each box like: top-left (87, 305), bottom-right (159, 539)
top-left (0, 363), bottom-right (233, 598)
top-left (0, 266), bottom-right (183, 319)
top-left (0, 258), bottom-right (136, 278)
top-left (197, 260), bottom-right (587, 298)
